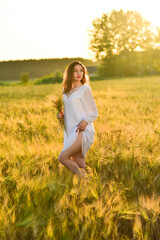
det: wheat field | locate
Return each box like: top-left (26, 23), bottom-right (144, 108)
top-left (0, 76), bottom-right (160, 239)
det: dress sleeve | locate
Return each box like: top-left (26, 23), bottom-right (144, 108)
top-left (80, 86), bottom-right (98, 124)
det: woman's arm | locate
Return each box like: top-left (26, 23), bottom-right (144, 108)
top-left (80, 85), bottom-right (98, 124)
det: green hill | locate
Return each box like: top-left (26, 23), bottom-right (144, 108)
top-left (0, 57), bottom-right (99, 81)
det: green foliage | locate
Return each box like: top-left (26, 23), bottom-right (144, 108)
top-left (53, 70), bottom-right (63, 83)
top-left (34, 75), bottom-right (54, 85)
top-left (89, 9), bottom-right (160, 78)
top-left (0, 77), bottom-right (160, 239)
top-left (34, 70), bottom-right (63, 85)
top-left (89, 9), bottom-right (159, 60)
top-left (20, 72), bottom-right (29, 84)
top-left (0, 81), bottom-right (11, 86)
top-left (98, 49), bottom-right (160, 77)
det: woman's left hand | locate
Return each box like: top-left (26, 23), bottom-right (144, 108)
top-left (76, 120), bottom-right (88, 132)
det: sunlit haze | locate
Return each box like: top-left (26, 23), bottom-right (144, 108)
top-left (0, 0), bottom-right (159, 61)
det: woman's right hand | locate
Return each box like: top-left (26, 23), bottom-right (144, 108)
top-left (76, 120), bottom-right (88, 132)
top-left (57, 110), bottom-right (64, 119)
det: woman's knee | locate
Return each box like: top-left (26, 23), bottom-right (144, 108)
top-left (58, 151), bottom-right (65, 164)
top-left (73, 157), bottom-right (85, 169)
top-left (79, 162), bottom-right (85, 169)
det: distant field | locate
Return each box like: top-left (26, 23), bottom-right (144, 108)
top-left (0, 78), bottom-right (37, 86)
top-left (0, 76), bottom-right (160, 239)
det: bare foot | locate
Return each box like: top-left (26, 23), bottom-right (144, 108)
top-left (78, 168), bottom-right (89, 180)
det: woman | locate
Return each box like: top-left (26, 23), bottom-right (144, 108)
top-left (57, 60), bottom-right (98, 177)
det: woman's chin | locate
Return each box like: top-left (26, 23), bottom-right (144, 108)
top-left (73, 79), bottom-right (81, 82)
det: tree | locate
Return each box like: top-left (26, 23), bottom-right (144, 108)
top-left (20, 72), bottom-right (29, 84)
top-left (53, 70), bottom-right (63, 83)
top-left (89, 9), bottom-right (158, 60)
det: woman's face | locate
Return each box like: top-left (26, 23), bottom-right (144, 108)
top-left (73, 64), bottom-right (84, 82)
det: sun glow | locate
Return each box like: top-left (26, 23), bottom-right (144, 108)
top-left (0, 0), bottom-right (159, 61)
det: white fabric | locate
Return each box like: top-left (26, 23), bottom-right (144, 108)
top-left (61, 84), bottom-right (98, 158)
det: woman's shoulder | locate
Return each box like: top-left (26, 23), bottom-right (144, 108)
top-left (82, 84), bottom-right (91, 91)
top-left (82, 84), bottom-right (92, 94)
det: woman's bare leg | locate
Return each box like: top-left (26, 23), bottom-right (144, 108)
top-left (72, 150), bottom-right (85, 170)
top-left (58, 132), bottom-right (84, 175)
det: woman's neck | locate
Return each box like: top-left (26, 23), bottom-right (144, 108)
top-left (72, 82), bottom-right (83, 89)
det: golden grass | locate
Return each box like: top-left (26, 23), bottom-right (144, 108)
top-left (0, 76), bottom-right (160, 239)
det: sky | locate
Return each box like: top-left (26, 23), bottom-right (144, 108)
top-left (0, 0), bottom-right (159, 62)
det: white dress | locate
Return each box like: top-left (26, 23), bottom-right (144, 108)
top-left (61, 84), bottom-right (98, 158)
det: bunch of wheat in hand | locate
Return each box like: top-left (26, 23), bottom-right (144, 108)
top-left (51, 95), bottom-right (67, 134)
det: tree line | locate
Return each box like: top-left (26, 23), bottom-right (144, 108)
top-left (0, 58), bottom-right (98, 81)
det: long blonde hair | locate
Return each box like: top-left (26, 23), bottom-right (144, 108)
top-left (62, 60), bottom-right (89, 94)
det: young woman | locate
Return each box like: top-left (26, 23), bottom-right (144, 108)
top-left (57, 60), bottom-right (98, 177)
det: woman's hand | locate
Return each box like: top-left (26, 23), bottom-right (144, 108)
top-left (76, 120), bottom-right (88, 132)
top-left (57, 110), bottom-right (64, 120)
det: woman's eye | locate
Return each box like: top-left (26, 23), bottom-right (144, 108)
top-left (74, 69), bottom-right (83, 72)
